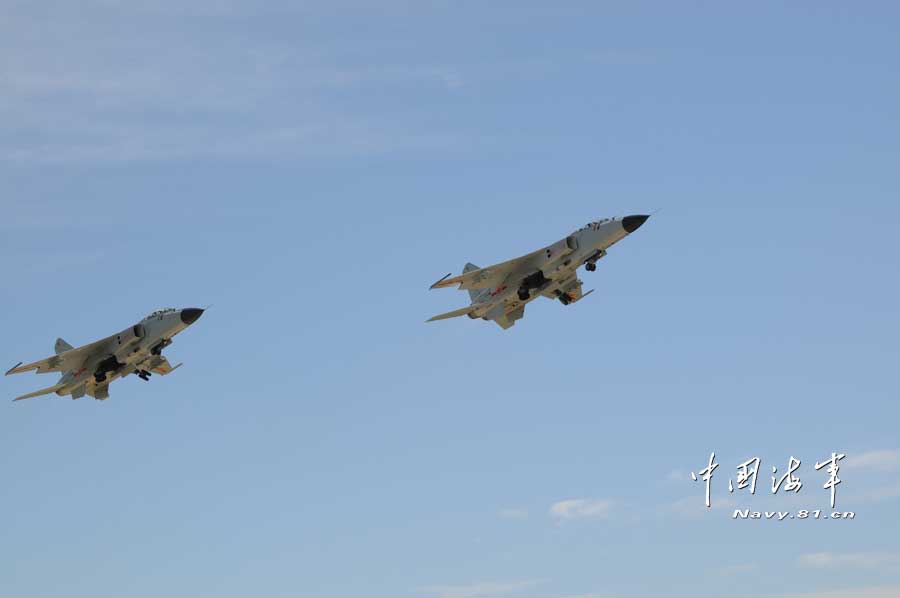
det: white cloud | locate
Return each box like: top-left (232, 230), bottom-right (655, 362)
top-left (798, 552), bottom-right (900, 570)
top-left (852, 481), bottom-right (900, 503)
top-left (548, 498), bottom-right (614, 521)
top-left (836, 451), bottom-right (900, 504)
top-left (0, 3), bottom-right (467, 164)
top-left (418, 580), bottom-right (542, 598)
top-left (0, 3), bottom-right (651, 164)
top-left (844, 450), bottom-right (900, 472)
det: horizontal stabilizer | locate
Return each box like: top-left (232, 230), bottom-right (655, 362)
top-left (427, 305), bottom-right (478, 322)
top-left (13, 383), bottom-right (65, 401)
top-left (55, 338), bottom-right (74, 354)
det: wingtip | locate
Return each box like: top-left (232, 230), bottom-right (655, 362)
top-left (5, 362), bottom-right (23, 376)
top-left (429, 273), bottom-right (453, 290)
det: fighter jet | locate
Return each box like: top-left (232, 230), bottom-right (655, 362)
top-left (5, 307), bottom-right (205, 401)
top-left (428, 215), bottom-right (650, 329)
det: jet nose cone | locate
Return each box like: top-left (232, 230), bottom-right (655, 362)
top-left (180, 308), bottom-right (204, 325)
top-left (622, 214), bottom-right (650, 233)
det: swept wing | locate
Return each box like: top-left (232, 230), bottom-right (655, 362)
top-left (5, 335), bottom-right (113, 375)
top-left (430, 248), bottom-right (544, 291)
top-left (13, 383), bottom-right (66, 401)
top-left (430, 236), bottom-right (577, 291)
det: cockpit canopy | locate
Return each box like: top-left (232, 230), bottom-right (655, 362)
top-left (144, 307), bottom-right (178, 320)
top-left (579, 217), bottom-right (613, 231)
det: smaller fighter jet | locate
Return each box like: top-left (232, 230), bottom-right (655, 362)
top-left (428, 215), bottom-right (650, 329)
top-left (6, 307), bottom-right (205, 401)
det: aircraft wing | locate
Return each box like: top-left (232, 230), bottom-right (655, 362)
top-left (430, 248), bottom-right (546, 291)
top-left (427, 304), bottom-right (480, 322)
top-left (431, 235), bottom-right (578, 291)
top-left (13, 383), bottom-right (66, 401)
top-left (5, 335), bottom-right (113, 376)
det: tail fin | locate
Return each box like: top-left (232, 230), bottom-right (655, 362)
top-left (55, 338), bottom-right (74, 354)
top-left (463, 263), bottom-right (481, 301)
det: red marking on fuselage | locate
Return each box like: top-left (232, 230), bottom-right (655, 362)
top-left (73, 368), bottom-right (86, 377)
top-left (490, 285), bottom-right (508, 297)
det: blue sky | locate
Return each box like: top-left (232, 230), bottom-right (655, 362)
top-left (2, 2), bottom-right (900, 597)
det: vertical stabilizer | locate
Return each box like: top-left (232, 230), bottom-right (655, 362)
top-left (463, 263), bottom-right (483, 301)
top-left (55, 338), bottom-right (74, 355)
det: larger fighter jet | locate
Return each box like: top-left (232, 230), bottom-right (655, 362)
top-left (6, 307), bottom-right (204, 401)
top-left (428, 215), bottom-right (649, 329)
